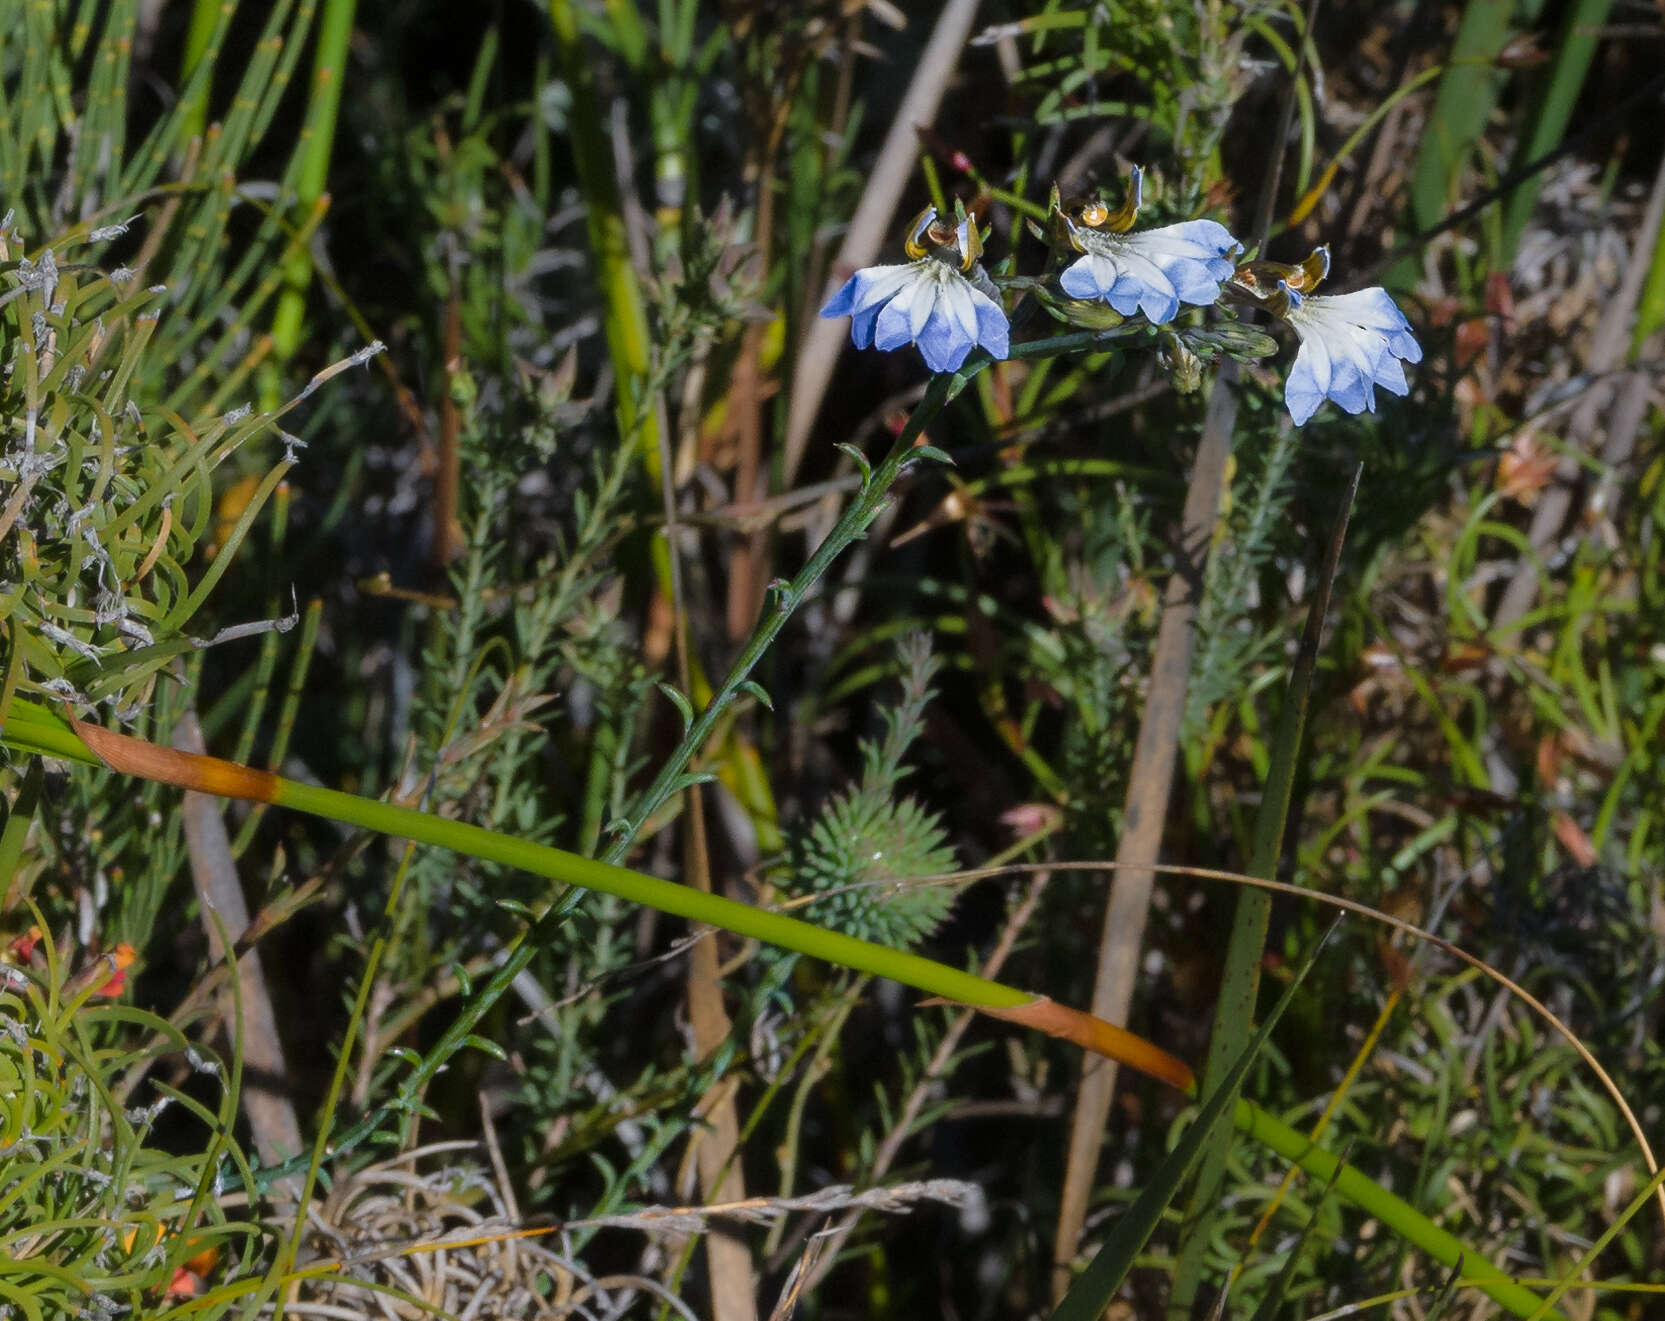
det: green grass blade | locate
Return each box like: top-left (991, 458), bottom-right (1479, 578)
top-left (1050, 921), bottom-right (1337, 1321)
top-left (546, 0), bottom-right (662, 474)
top-left (268, 0), bottom-right (359, 366)
top-left (1499, 0), bottom-right (1614, 259)
top-left (1407, 0), bottom-right (1520, 236)
top-left (175, 0), bottom-right (223, 144)
top-left (232, 597), bottom-right (322, 857)
top-left (0, 758), bottom-right (44, 909)
top-left (1169, 464), bottom-right (1361, 1318)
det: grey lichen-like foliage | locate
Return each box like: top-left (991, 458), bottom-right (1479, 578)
top-left (787, 634), bottom-right (958, 947)
top-left (0, 974), bottom-right (252, 1313)
top-left (0, 212), bottom-right (374, 723)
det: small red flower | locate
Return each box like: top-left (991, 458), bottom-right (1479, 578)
top-left (6, 925), bottom-right (43, 962)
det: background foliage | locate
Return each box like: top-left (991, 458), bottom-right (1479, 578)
top-left (1, 1), bottom-right (1662, 1318)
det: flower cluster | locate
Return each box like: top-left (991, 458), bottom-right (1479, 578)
top-left (819, 169), bottom-right (1421, 427)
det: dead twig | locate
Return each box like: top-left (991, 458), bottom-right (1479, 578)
top-left (173, 710), bottom-right (305, 1174)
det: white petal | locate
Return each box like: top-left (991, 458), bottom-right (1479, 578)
top-left (907, 274), bottom-right (942, 339)
top-left (1122, 219), bottom-right (1237, 261)
top-left (850, 264), bottom-right (922, 314)
top-left (1060, 254), bottom-right (1120, 300)
top-left (1311, 288), bottom-right (1411, 335)
top-left (942, 274), bottom-right (981, 344)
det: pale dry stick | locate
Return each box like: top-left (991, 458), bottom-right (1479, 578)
top-left (1588, 364), bottom-right (1656, 526)
top-left (0, 466), bottom-right (41, 545)
top-left (173, 711), bottom-right (305, 1172)
top-left (782, 0), bottom-right (985, 484)
top-left (572, 1180), bottom-right (978, 1235)
top-left (724, 59), bottom-right (797, 643)
top-left (1049, 368), bottom-right (1240, 1300)
top-left (797, 871), bottom-right (1052, 1294)
top-left (684, 788), bottom-right (760, 1321)
top-left (1491, 148), bottom-right (1665, 631)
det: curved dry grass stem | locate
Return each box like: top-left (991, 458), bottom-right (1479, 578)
top-left (922, 857), bottom-right (1665, 1230)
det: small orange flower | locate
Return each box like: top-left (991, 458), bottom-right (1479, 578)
top-left (64, 943), bottom-right (138, 999)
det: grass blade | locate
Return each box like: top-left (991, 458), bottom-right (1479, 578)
top-left (1168, 463), bottom-right (1361, 1318)
top-left (1407, 0), bottom-right (1520, 236)
top-left (1050, 920), bottom-right (1339, 1321)
top-left (1499, 0), bottom-right (1614, 259)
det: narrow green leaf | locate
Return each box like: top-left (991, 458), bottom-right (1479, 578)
top-left (1408, 0), bottom-right (1520, 236)
top-left (656, 680), bottom-right (695, 732)
top-left (1499, 0), bottom-right (1614, 259)
top-left (0, 758), bottom-right (43, 903)
top-left (834, 442), bottom-right (874, 487)
top-left (461, 1034), bottom-right (509, 1063)
top-left (1170, 465), bottom-right (1361, 1316)
top-left (1050, 921), bottom-right (1340, 1321)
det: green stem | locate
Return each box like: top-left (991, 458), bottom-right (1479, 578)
top-left (268, 773), bottom-right (1024, 1008)
top-left (1170, 468), bottom-right (1360, 1316)
top-left (177, 0), bottom-right (223, 144)
top-left (1237, 1101), bottom-right (1560, 1321)
top-left (268, 0), bottom-right (359, 367)
top-left (599, 372), bottom-right (949, 861)
top-left (547, 0), bottom-right (662, 475)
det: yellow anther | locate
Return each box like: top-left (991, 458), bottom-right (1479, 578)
top-left (903, 206), bottom-right (938, 261)
top-left (1293, 244), bottom-right (1331, 293)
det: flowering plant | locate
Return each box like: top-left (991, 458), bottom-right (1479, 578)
top-left (820, 169), bottom-right (1421, 426)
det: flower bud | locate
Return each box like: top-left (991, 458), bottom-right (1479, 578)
top-left (1158, 331), bottom-right (1204, 393)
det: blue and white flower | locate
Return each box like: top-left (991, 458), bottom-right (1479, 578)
top-left (1055, 167), bottom-right (1239, 325)
top-left (1280, 283), bottom-right (1422, 426)
top-left (820, 209), bottom-right (1009, 374)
